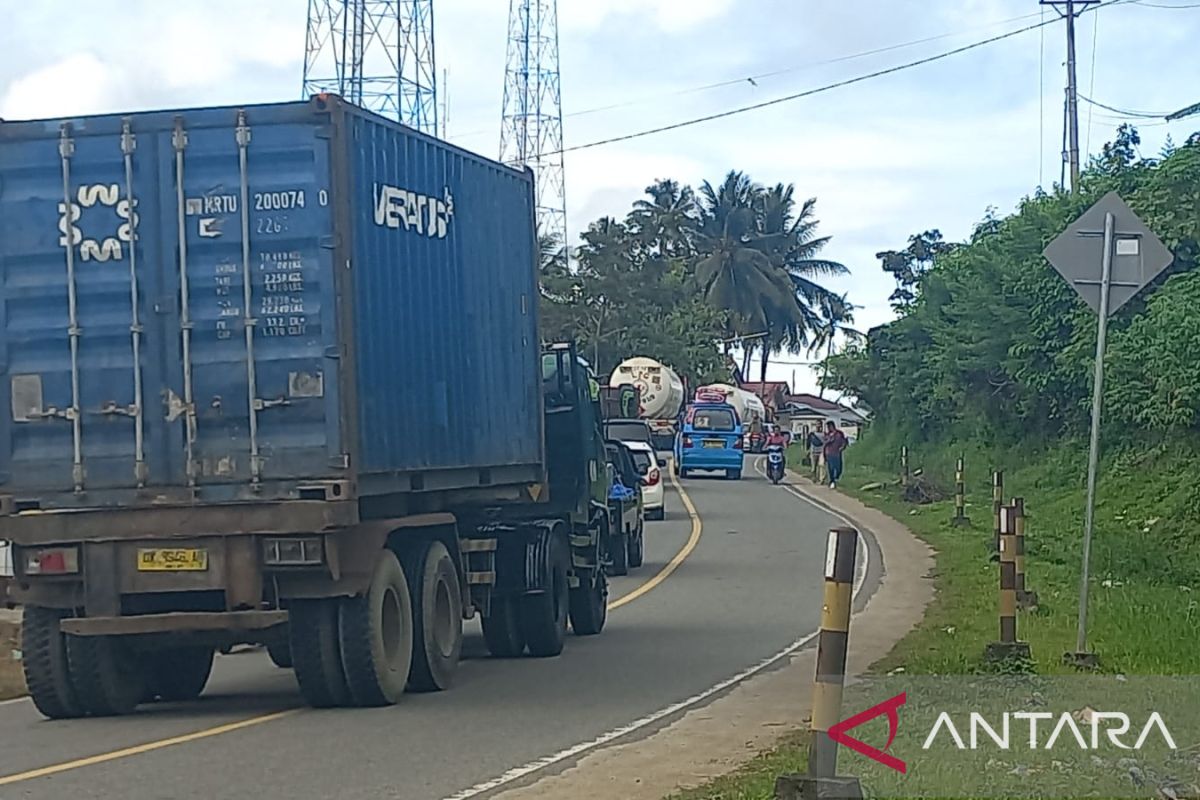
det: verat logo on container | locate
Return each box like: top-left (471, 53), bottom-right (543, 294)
top-left (373, 183), bottom-right (454, 238)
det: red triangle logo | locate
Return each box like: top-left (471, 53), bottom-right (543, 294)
top-left (826, 691), bottom-right (907, 773)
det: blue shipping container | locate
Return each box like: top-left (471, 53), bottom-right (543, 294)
top-left (0, 97), bottom-right (543, 511)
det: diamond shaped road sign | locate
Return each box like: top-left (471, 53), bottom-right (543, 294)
top-left (1043, 191), bottom-right (1174, 317)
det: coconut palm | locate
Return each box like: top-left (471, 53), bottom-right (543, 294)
top-left (809, 292), bottom-right (865, 398)
top-left (691, 172), bottom-right (804, 349)
top-left (629, 179), bottom-right (697, 259)
top-left (750, 185), bottom-right (848, 381)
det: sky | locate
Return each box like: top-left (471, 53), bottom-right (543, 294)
top-left (2, 0), bottom-right (1198, 399)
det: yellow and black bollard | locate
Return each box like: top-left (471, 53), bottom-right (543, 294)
top-left (775, 526), bottom-right (862, 800)
top-left (1013, 497), bottom-right (1039, 609)
top-left (985, 504), bottom-right (1031, 663)
top-left (952, 454), bottom-right (969, 527)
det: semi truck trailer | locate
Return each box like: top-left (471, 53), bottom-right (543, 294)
top-left (0, 96), bottom-right (611, 718)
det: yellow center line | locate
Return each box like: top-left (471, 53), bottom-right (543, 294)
top-left (608, 465), bottom-right (702, 611)
top-left (0, 470), bottom-right (703, 786)
top-left (0, 708), bottom-right (300, 786)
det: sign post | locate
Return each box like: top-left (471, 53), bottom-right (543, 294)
top-left (1042, 192), bottom-right (1174, 667)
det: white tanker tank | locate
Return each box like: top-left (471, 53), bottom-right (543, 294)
top-left (695, 383), bottom-right (766, 425)
top-left (609, 357), bottom-right (685, 448)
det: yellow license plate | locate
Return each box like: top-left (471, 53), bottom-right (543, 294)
top-left (703, 439), bottom-right (724, 448)
top-left (137, 548), bottom-right (208, 572)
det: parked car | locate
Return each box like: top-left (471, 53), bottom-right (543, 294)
top-left (605, 441), bottom-right (645, 575)
top-left (674, 402), bottom-right (744, 480)
top-left (624, 441), bottom-right (666, 520)
top-left (604, 418), bottom-right (655, 448)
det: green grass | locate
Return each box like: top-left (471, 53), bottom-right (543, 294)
top-left (667, 437), bottom-right (1200, 799)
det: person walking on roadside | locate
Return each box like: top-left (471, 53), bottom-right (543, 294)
top-left (806, 427), bottom-right (824, 483)
top-left (823, 420), bottom-right (848, 489)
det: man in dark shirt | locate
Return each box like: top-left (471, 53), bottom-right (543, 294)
top-left (823, 421), bottom-right (848, 489)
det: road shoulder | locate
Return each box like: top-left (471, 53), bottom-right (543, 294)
top-left (488, 473), bottom-right (935, 800)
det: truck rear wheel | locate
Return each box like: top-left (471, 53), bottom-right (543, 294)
top-left (609, 530), bottom-right (629, 576)
top-left (569, 568), bottom-right (608, 636)
top-left (405, 540), bottom-right (463, 692)
top-left (66, 635), bottom-right (146, 716)
top-left (338, 549), bottom-right (414, 706)
top-left (290, 599), bottom-right (351, 708)
top-left (481, 596), bottom-right (525, 657)
top-left (21, 606), bottom-right (84, 720)
top-left (521, 533), bottom-right (570, 657)
top-left (628, 519), bottom-right (645, 569)
top-left (146, 647), bottom-right (214, 702)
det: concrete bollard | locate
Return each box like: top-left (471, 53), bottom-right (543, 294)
top-left (1013, 497), bottom-right (1039, 609)
top-left (952, 454), bottom-right (969, 527)
top-left (775, 527), bottom-right (863, 800)
top-left (984, 504), bottom-right (1031, 664)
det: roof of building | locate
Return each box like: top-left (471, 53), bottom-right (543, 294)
top-left (784, 393), bottom-right (867, 422)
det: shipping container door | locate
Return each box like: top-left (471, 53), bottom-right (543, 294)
top-left (0, 108), bottom-right (340, 501)
top-left (0, 122), bottom-right (176, 493)
top-left (159, 111), bottom-right (340, 489)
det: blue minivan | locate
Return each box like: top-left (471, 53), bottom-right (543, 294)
top-left (673, 401), bottom-right (744, 479)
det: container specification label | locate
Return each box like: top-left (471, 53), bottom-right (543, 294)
top-left (259, 251), bottom-right (308, 338)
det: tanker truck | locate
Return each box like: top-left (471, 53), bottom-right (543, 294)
top-left (608, 357), bottom-right (685, 450)
top-left (695, 384), bottom-right (767, 429)
top-left (1, 95), bottom-right (613, 718)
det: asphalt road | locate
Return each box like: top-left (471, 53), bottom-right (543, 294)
top-left (0, 459), bottom-right (863, 800)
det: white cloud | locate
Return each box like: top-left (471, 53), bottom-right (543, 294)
top-left (1, 54), bottom-right (126, 119)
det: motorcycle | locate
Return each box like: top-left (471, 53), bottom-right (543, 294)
top-left (748, 431), bottom-right (765, 454)
top-left (765, 443), bottom-right (785, 484)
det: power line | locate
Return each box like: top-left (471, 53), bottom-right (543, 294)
top-left (557, 13), bottom-right (1085, 155)
top-left (1078, 94), bottom-right (1172, 118)
top-left (448, 8), bottom-right (1052, 142)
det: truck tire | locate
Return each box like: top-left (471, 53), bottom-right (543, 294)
top-left (481, 596), bottom-right (525, 657)
top-left (338, 549), bottom-right (414, 706)
top-left (146, 647), bottom-right (214, 702)
top-left (520, 533), bottom-right (570, 657)
top-left (267, 639), bottom-right (293, 669)
top-left (609, 530), bottom-right (629, 576)
top-left (628, 519), bottom-right (645, 569)
top-left (404, 540), bottom-right (463, 692)
top-left (290, 599), bottom-right (351, 708)
top-left (66, 634), bottom-right (146, 716)
top-left (21, 606), bottom-right (83, 719)
top-left (569, 568), bottom-right (608, 636)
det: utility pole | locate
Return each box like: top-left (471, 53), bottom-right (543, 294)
top-left (1040, 0), bottom-right (1098, 193)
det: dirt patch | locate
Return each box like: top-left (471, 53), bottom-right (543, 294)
top-left (489, 475), bottom-right (936, 800)
top-left (0, 618), bottom-right (25, 701)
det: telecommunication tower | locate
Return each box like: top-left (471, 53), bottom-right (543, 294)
top-left (500, 0), bottom-right (567, 250)
top-left (303, 0), bottom-right (438, 135)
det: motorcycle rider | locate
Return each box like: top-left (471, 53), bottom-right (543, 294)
top-left (765, 427), bottom-right (788, 481)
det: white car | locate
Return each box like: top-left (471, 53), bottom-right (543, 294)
top-left (624, 441), bottom-right (666, 520)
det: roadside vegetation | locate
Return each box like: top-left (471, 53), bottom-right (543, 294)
top-left (667, 126), bottom-right (1200, 798)
top-left (537, 172), bottom-right (858, 384)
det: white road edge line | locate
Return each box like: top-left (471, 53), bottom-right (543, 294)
top-left (443, 458), bottom-right (869, 800)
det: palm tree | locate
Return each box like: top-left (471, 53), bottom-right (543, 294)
top-left (751, 185), bottom-right (848, 381)
top-left (691, 172), bottom-right (803, 349)
top-left (809, 292), bottom-right (865, 398)
top-left (629, 179), bottom-right (697, 259)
